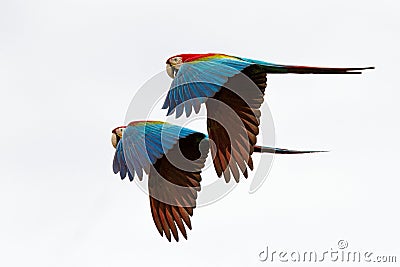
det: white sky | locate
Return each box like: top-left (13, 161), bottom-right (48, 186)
top-left (0, 0), bottom-right (399, 266)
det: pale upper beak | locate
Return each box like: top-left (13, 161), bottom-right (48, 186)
top-left (111, 128), bottom-right (124, 149)
top-left (111, 133), bottom-right (118, 149)
top-left (166, 63), bottom-right (176, 79)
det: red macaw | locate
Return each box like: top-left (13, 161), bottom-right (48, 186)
top-left (111, 121), bottom-right (322, 241)
top-left (164, 53), bottom-right (373, 182)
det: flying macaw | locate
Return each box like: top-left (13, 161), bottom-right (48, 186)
top-left (111, 120), bottom-right (322, 242)
top-left (164, 53), bottom-right (374, 182)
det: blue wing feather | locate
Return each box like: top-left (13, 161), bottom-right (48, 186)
top-left (113, 141), bottom-right (134, 180)
top-left (112, 122), bottom-right (199, 181)
top-left (239, 57), bottom-right (280, 67)
top-left (163, 58), bottom-right (253, 118)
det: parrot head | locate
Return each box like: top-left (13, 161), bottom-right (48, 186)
top-left (111, 126), bottom-right (126, 148)
top-left (166, 56), bottom-right (183, 78)
top-left (165, 53), bottom-right (220, 78)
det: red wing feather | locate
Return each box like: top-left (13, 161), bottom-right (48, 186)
top-left (148, 133), bottom-right (208, 241)
top-left (206, 66), bottom-right (267, 182)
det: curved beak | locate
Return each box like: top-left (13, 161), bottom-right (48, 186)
top-left (166, 63), bottom-right (176, 79)
top-left (111, 133), bottom-right (118, 149)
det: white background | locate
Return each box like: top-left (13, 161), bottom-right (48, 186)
top-left (0, 0), bottom-right (399, 266)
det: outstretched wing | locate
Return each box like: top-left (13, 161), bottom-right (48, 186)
top-left (148, 132), bottom-right (208, 242)
top-left (112, 121), bottom-right (198, 180)
top-left (162, 56), bottom-right (253, 117)
top-left (206, 65), bottom-right (267, 183)
top-left (163, 53), bottom-right (372, 119)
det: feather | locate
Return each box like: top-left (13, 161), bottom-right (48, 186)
top-left (147, 131), bottom-right (208, 241)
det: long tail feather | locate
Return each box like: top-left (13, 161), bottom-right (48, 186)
top-left (262, 64), bottom-right (374, 74)
top-left (244, 58), bottom-right (375, 74)
top-left (254, 145), bottom-right (327, 154)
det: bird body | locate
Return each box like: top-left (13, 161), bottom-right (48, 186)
top-left (164, 53), bottom-right (374, 117)
top-left (111, 120), bottom-right (323, 241)
top-left (164, 53), bottom-right (373, 182)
